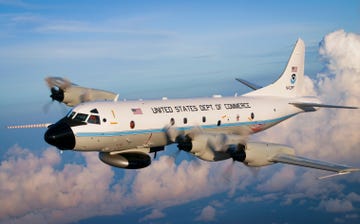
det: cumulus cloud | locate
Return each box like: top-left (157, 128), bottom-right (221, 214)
top-left (132, 156), bottom-right (215, 207)
top-left (0, 145), bottom-right (127, 224)
top-left (139, 209), bottom-right (165, 222)
top-left (253, 29), bottom-right (360, 216)
top-left (257, 30), bottom-right (360, 161)
top-left (0, 146), bottom-right (230, 224)
top-left (195, 205), bottom-right (216, 222)
top-left (256, 167), bottom-right (295, 192)
top-left (318, 198), bottom-right (354, 213)
top-left (236, 193), bottom-right (278, 203)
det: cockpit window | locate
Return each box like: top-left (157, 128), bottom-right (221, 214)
top-left (68, 111), bottom-right (76, 119)
top-left (87, 115), bottom-right (100, 124)
top-left (73, 113), bottom-right (88, 122)
top-left (90, 108), bottom-right (99, 114)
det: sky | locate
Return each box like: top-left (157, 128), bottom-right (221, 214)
top-left (0, 1), bottom-right (359, 224)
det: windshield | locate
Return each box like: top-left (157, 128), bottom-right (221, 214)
top-left (87, 115), bottom-right (100, 124)
top-left (68, 108), bottom-right (101, 125)
top-left (68, 111), bottom-right (76, 119)
top-left (73, 113), bottom-right (88, 122)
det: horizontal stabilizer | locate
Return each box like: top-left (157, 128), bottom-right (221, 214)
top-left (271, 153), bottom-right (360, 179)
top-left (235, 78), bottom-right (262, 90)
top-left (290, 102), bottom-right (358, 111)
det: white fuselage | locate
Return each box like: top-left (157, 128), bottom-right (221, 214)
top-left (68, 95), bottom-right (302, 152)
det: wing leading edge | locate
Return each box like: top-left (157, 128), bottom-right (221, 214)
top-left (271, 153), bottom-right (360, 179)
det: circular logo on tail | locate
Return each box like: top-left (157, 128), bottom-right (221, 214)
top-left (291, 74), bottom-right (297, 84)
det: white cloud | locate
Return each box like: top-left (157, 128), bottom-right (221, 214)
top-left (256, 167), bottom-right (295, 192)
top-left (195, 205), bottom-right (216, 222)
top-left (139, 209), bottom-right (165, 222)
top-left (236, 193), bottom-right (278, 203)
top-left (0, 145), bottom-right (124, 224)
top-left (318, 198), bottom-right (354, 213)
top-left (132, 155), bottom-right (223, 207)
top-left (257, 30), bottom-right (360, 163)
top-left (251, 29), bottom-right (360, 219)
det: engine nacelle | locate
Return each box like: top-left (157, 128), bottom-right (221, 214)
top-left (229, 142), bottom-right (295, 167)
top-left (46, 77), bottom-right (118, 107)
top-left (177, 133), bottom-right (295, 165)
top-left (99, 152), bottom-right (151, 169)
top-left (178, 134), bottom-right (230, 161)
top-left (63, 86), bottom-right (118, 107)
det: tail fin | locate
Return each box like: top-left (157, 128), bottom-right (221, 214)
top-left (245, 38), bottom-right (305, 98)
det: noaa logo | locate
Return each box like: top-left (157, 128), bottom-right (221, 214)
top-left (290, 74), bottom-right (296, 84)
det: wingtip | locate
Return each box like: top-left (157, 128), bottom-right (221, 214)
top-left (295, 38), bottom-right (305, 48)
top-left (318, 168), bottom-right (360, 180)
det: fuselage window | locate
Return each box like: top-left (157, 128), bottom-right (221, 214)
top-left (183, 118), bottom-right (187, 124)
top-left (88, 115), bottom-right (100, 124)
top-left (74, 113), bottom-right (88, 122)
top-left (103, 118), bottom-right (107, 123)
top-left (130, 120), bottom-right (135, 129)
top-left (217, 120), bottom-right (221, 126)
top-left (251, 112), bottom-right (255, 120)
top-left (170, 118), bottom-right (175, 126)
top-left (202, 116), bottom-right (206, 123)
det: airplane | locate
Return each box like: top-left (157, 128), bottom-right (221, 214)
top-left (8, 39), bottom-right (359, 179)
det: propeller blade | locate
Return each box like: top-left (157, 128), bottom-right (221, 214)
top-left (222, 159), bottom-right (236, 183)
top-left (45, 77), bottom-right (72, 89)
top-left (43, 100), bottom-right (53, 114)
top-left (80, 90), bottom-right (92, 103)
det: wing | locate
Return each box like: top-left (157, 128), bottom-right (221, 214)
top-left (45, 77), bottom-right (119, 107)
top-left (271, 153), bottom-right (360, 179)
top-left (165, 126), bottom-right (359, 178)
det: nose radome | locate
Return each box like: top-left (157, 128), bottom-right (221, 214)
top-left (44, 121), bottom-right (75, 149)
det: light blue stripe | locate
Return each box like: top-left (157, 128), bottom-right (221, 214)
top-left (75, 114), bottom-right (295, 137)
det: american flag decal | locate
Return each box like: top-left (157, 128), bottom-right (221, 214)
top-left (131, 108), bottom-right (143, 115)
top-left (291, 66), bottom-right (298, 72)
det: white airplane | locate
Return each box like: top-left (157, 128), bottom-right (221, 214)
top-left (8, 39), bottom-right (359, 179)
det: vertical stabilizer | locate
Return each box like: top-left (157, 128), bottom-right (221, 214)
top-left (245, 39), bottom-right (305, 98)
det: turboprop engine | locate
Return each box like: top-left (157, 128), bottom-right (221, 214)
top-left (226, 142), bottom-right (295, 167)
top-left (177, 133), bottom-right (295, 166)
top-left (45, 77), bottom-right (118, 107)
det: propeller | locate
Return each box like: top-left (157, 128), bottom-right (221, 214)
top-left (223, 159), bottom-right (236, 183)
top-left (43, 86), bottom-right (65, 114)
top-left (43, 77), bottom-right (71, 113)
top-left (45, 77), bottom-right (72, 103)
top-left (50, 86), bottom-right (64, 102)
top-left (45, 77), bottom-right (71, 90)
top-left (164, 124), bottom-right (204, 167)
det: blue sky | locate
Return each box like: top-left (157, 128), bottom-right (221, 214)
top-left (0, 1), bottom-right (360, 224)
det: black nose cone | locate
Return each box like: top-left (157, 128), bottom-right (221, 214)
top-left (44, 121), bottom-right (75, 149)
